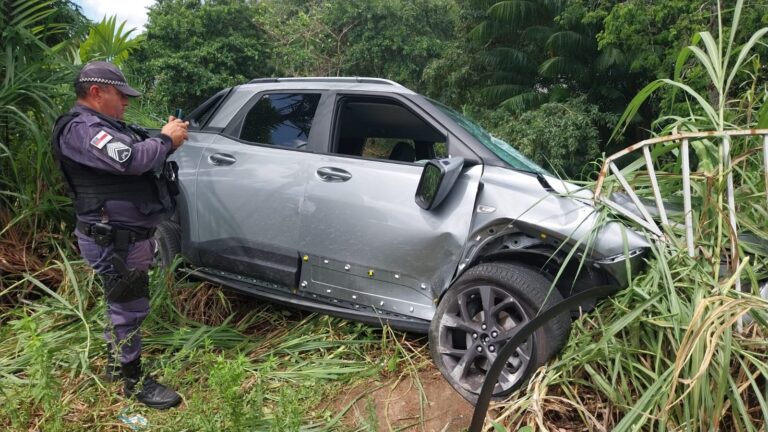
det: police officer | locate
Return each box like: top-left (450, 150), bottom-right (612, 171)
top-left (52, 61), bottom-right (188, 409)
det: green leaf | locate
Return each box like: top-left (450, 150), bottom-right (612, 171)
top-left (674, 33), bottom-right (701, 82)
top-left (539, 56), bottom-right (588, 80)
top-left (610, 80), bottom-right (664, 143)
top-left (658, 78), bottom-right (719, 127)
top-left (757, 98), bottom-right (768, 129)
top-left (613, 368), bottom-right (673, 431)
top-left (698, 31), bottom-right (723, 85)
top-left (490, 420), bottom-right (508, 432)
top-left (724, 27), bottom-right (768, 96)
top-left (687, 45), bottom-right (722, 94)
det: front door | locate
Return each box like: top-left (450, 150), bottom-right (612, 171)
top-left (299, 94), bottom-right (481, 320)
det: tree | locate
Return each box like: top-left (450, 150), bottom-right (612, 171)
top-left (265, 0), bottom-right (457, 93)
top-left (468, 0), bottom-right (634, 113)
top-left (129, 0), bottom-right (274, 112)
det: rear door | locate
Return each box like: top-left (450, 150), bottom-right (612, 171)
top-left (299, 93), bottom-right (481, 320)
top-left (194, 90), bottom-right (330, 291)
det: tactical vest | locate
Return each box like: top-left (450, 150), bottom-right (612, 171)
top-left (51, 110), bottom-right (176, 216)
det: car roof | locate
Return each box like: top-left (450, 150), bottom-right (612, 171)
top-left (240, 77), bottom-right (418, 95)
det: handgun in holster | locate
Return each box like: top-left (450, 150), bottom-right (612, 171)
top-left (103, 229), bottom-right (149, 303)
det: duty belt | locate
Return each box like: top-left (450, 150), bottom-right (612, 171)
top-left (76, 220), bottom-right (155, 303)
top-left (76, 220), bottom-right (155, 245)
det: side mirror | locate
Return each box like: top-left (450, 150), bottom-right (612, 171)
top-left (415, 157), bottom-right (464, 210)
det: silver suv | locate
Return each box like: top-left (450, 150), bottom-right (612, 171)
top-left (155, 77), bottom-right (649, 402)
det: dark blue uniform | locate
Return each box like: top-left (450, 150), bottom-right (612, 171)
top-left (59, 103), bottom-right (173, 364)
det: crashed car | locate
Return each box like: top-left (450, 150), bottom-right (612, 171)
top-left (154, 77), bottom-right (649, 402)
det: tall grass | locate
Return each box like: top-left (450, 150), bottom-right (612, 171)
top-left (489, 1), bottom-right (768, 430)
top-left (0, 249), bottom-right (423, 431)
top-left (0, 4), bottom-right (422, 430)
top-left (0, 0), bottom-right (78, 235)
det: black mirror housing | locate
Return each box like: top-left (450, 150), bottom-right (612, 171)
top-left (415, 157), bottom-right (464, 210)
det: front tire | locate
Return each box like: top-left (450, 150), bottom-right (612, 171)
top-left (153, 221), bottom-right (181, 270)
top-left (429, 262), bottom-right (571, 403)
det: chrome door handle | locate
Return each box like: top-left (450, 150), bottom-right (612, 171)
top-left (316, 167), bottom-right (352, 182)
top-left (208, 153), bottom-right (236, 166)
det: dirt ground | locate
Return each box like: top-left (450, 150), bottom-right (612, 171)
top-left (330, 365), bottom-right (475, 431)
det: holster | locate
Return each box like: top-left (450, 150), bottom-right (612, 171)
top-left (103, 227), bottom-right (150, 303)
top-left (102, 270), bottom-right (149, 303)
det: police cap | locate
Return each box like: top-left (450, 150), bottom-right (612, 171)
top-left (76, 61), bottom-right (142, 97)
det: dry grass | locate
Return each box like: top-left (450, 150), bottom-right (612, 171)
top-left (0, 210), bottom-right (66, 312)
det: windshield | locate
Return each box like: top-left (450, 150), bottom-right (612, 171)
top-left (427, 98), bottom-right (550, 175)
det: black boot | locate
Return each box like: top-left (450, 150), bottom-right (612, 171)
top-left (121, 358), bottom-right (182, 409)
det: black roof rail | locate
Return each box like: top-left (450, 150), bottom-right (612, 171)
top-left (247, 77), bottom-right (404, 87)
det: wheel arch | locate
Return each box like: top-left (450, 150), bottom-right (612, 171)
top-left (444, 228), bottom-right (618, 307)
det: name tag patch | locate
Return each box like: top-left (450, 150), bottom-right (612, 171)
top-left (90, 130), bottom-right (112, 149)
top-left (106, 141), bottom-right (132, 163)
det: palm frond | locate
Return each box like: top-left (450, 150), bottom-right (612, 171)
top-left (595, 46), bottom-right (626, 71)
top-left (7, 0), bottom-right (55, 29)
top-left (521, 25), bottom-right (554, 45)
top-left (545, 30), bottom-right (595, 57)
top-left (468, 20), bottom-right (511, 43)
top-left (487, 1), bottom-right (540, 26)
top-left (487, 70), bottom-right (536, 85)
top-left (499, 90), bottom-right (548, 112)
top-left (480, 84), bottom-right (531, 104)
top-left (482, 47), bottom-right (534, 72)
top-left (538, 56), bottom-right (588, 81)
top-left (79, 15), bottom-right (144, 66)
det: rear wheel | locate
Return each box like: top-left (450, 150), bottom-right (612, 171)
top-left (429, 262), bottom-right (571, 403)
top-left (153, 221), bottom-right (181, 269)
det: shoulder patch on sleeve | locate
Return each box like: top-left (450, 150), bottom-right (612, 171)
top-left (105, 141), bottom-right (132, 163)
top-left (90, 130), bottom-right (113, 149)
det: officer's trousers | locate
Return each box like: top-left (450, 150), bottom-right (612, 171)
top-left (76, 229), bottom-right (153, 364)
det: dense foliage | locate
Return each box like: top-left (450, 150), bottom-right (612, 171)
top-left (1, 0), bottom-right (767, 430)
top-left (482, 97), bottom-right (616, 179)
top-left (265, 0), bottom-right (456, 91)
top-left (130, 0), bottom-right (274, 111)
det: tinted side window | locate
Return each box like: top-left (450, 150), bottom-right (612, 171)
top-left (239, 93), bottom-right (321, 148)
top-left (333, 97), bottom-right (447, 163)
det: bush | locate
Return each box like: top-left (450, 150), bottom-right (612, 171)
top-left (482, 97), bottom-right (616, 180)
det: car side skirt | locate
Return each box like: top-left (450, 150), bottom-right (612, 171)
top-left (187, 267), bottom-right (431, 334)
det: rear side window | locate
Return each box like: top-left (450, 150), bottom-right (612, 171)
top-left (239, 93), bottom-right (321, 148)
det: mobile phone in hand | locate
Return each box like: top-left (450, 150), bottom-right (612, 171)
top-left (174, 108), bottom-right (183, 119)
